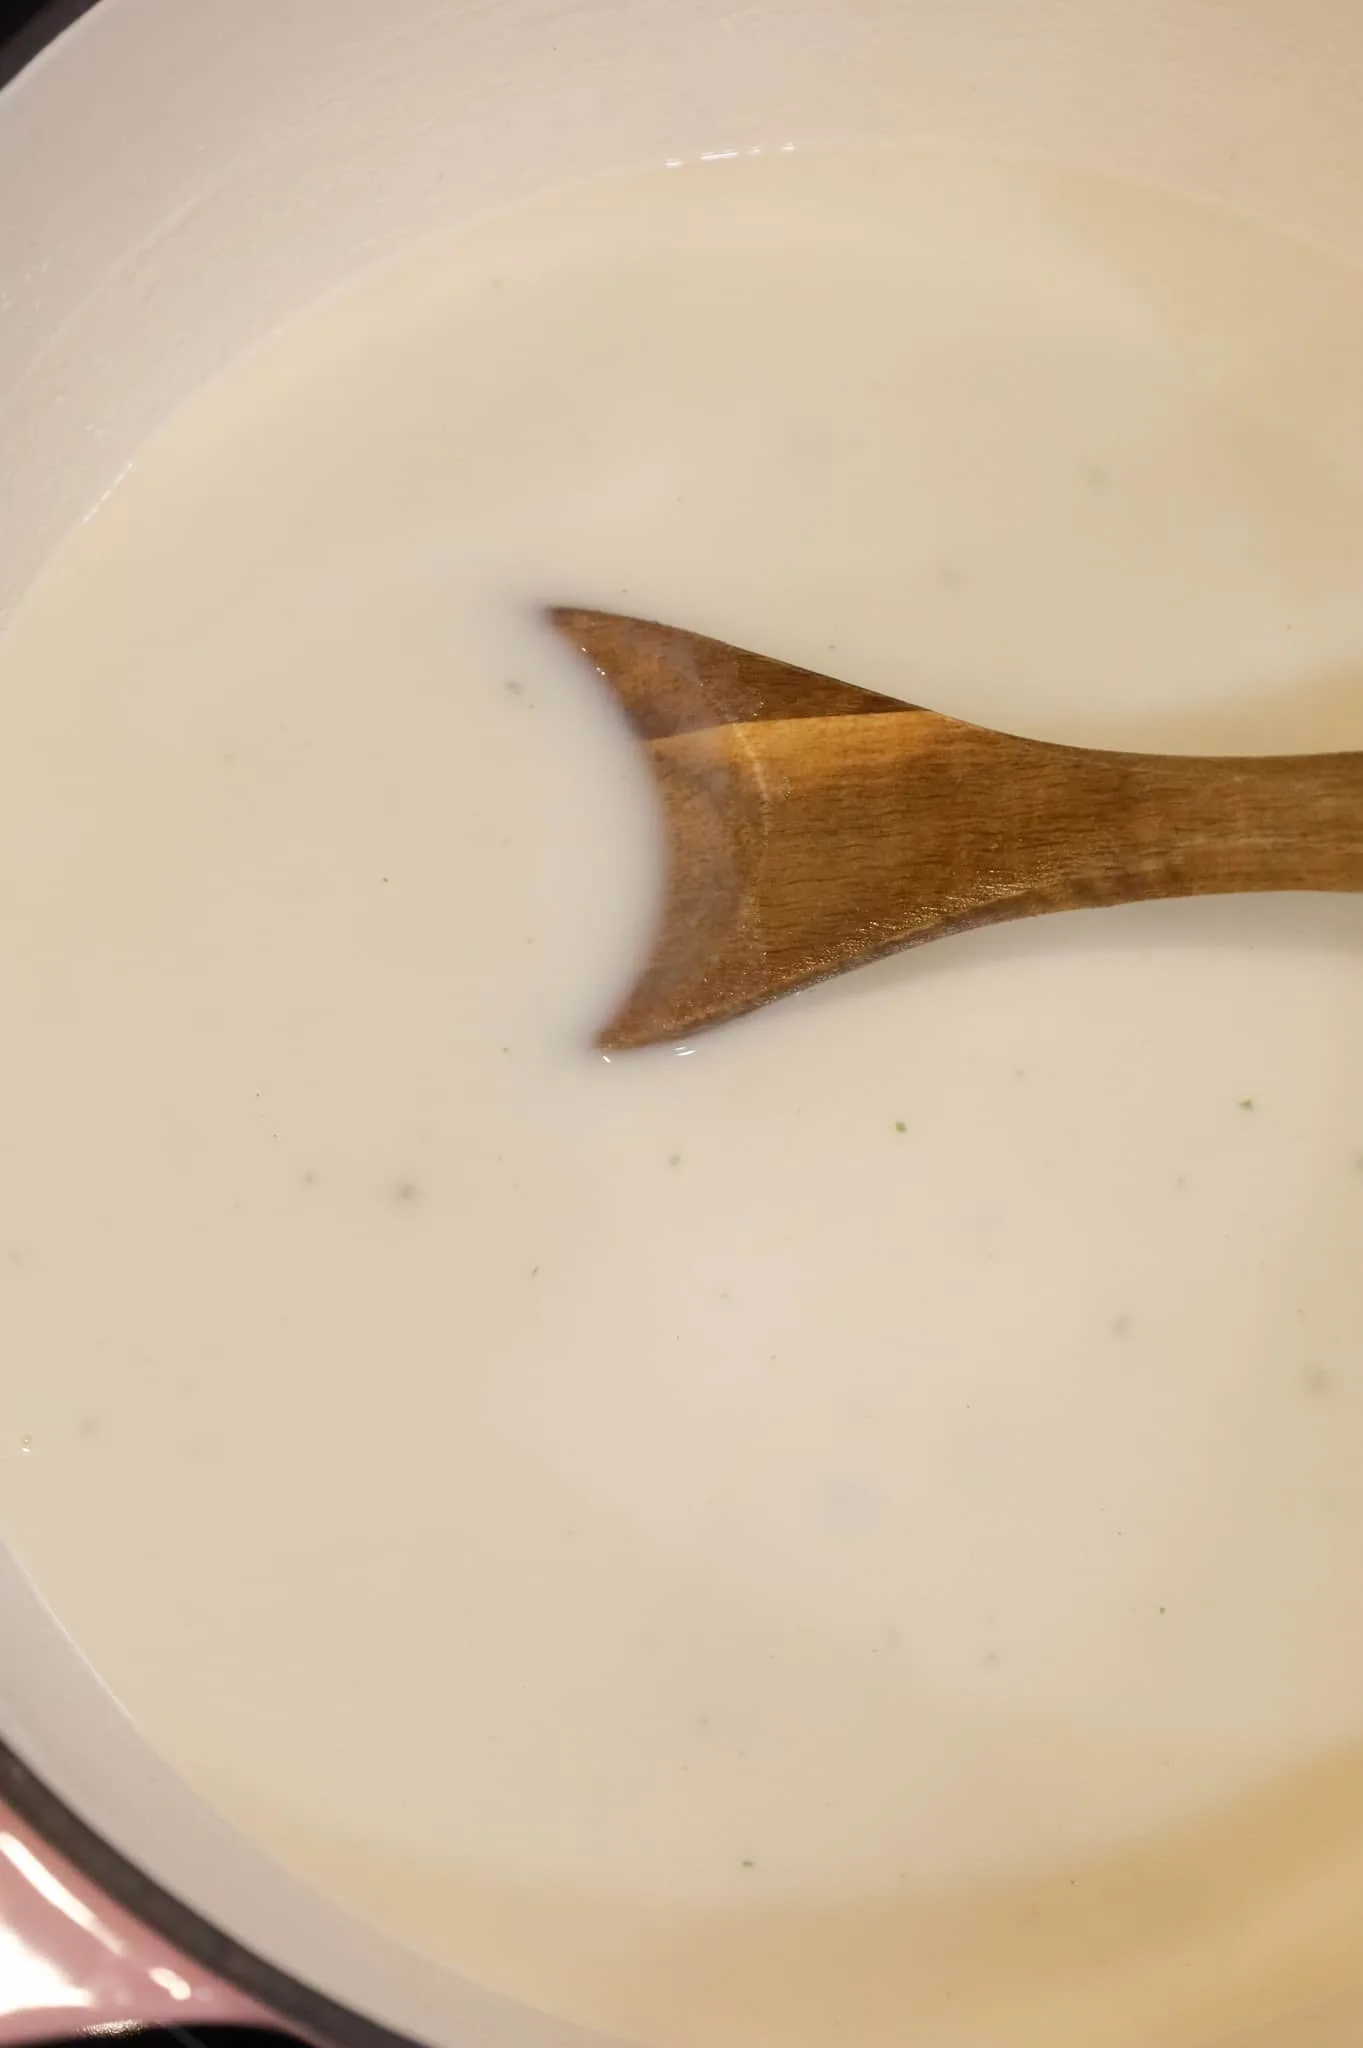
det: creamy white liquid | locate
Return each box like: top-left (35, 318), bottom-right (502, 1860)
top-left (5, 151), bottom-right (1363, 2048)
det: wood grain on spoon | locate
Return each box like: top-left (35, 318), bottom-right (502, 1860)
top-left (550, 608), bottom-right (1363, 1051)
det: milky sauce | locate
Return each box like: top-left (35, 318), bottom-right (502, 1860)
top-left (6, 151), bottom-right (1363, 2048)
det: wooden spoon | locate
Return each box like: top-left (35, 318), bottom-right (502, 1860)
top-left (549, 607), bottom-right (1363, 1051)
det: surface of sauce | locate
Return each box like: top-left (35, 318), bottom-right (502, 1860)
top-left (5, 151), bottom-right (1363, 2047)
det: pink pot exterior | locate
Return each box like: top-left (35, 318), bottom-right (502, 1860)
top-left (0, 1796), bottom-right (274, 2043)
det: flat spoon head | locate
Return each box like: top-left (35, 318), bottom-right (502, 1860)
top-left (550, 608), bottom-right (1363, 1051)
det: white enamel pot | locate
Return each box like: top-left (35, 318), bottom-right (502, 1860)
top-left (4, 4), bottom-right (1363, 2046)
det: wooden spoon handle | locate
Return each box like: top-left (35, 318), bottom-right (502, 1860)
top-left (857, 715), bottom-right (1363, 911)
top-left (732, 711), bottom-right (1363, 950)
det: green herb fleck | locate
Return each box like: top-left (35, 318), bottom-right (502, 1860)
top-left (741, 1859), bottom-right (755, 1870)
top-left (894, 1120), bottom-right (907, 1134)
top-left (1238, 1098), bottom-right (1256, 1112)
